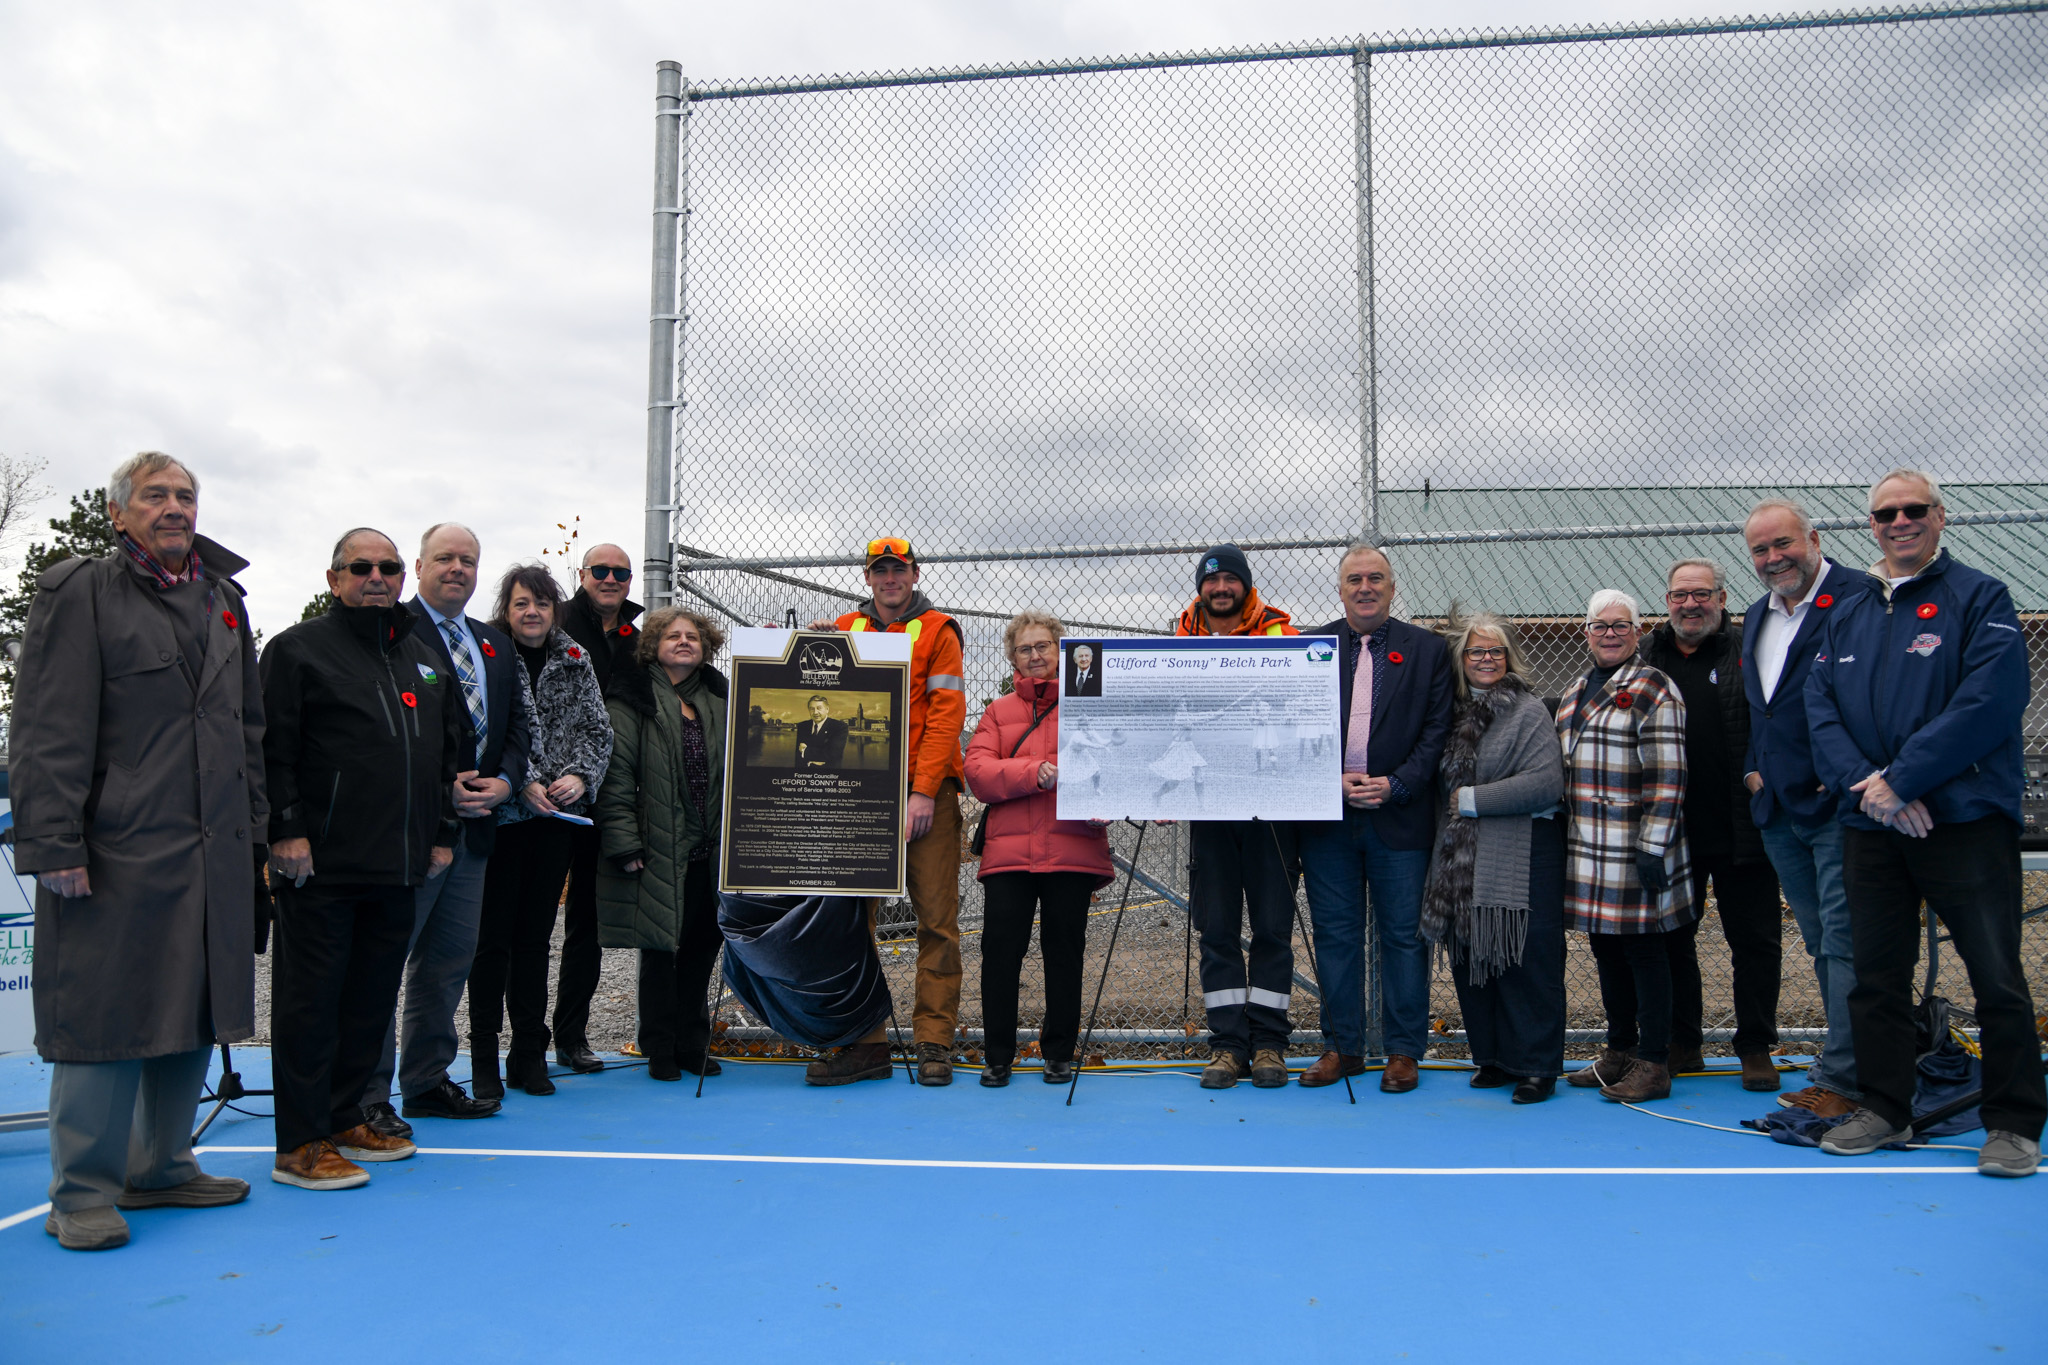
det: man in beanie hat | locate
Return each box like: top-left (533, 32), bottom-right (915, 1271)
top-left (1173, 545), bottom-right (1300, 1089)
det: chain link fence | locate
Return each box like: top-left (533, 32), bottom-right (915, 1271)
top-left (649, 4), bottom-right (2048, 1060)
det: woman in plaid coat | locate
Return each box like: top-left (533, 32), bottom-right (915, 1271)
top-left (1555, 589), bottom-right (1694, 1103)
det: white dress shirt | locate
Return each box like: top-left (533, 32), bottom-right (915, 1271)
top-left (1754, 559), bottom-right (1833, 703)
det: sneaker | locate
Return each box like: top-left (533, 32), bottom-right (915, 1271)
top-left (1818, 1107), bottom-right (1913, 1156)
top-left (1567, 1048), bottom-right (1634, 1089)
top-left (805, 1041), bottom-right (894, 1087)
top-left (1978, 1131), bottom-right (2040, 1178)
top-left (1600, 1060), bottom-right (1671, 1103)
top-left (271, 1139), bottom-right (371, 1190)
top-left (1249, 1049), bottom-right (1289, 1088)
top-left (117, 1172), bottom-right (250, 1209)
top-left (333, 1123), bottom-right (417, 1163)
top-left (917, 1042), bottom-right (955, 1087)
top-left (1201, 1051), bottom-right (1249, 1090)
top-left (44, 1205), bottom-right (130, 1250)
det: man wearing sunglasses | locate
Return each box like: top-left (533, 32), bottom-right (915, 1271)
top-left (557, 543), bottom-right (645, 1069)
top-left (1808, 469), bottom-right (2042, 1177)
top-left (1637, 558), bottom-right (1784, 1092)
top-left (806, 537), bottom-right (968, 1085)
top-left (260, 528), bottom-right (465, 1190)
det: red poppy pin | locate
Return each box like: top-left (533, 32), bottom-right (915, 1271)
top-left (222, 609), bottom-right (239, 630)
top-left (1917, 602), bottom-right (1938, 619)
top-left (479, 639), bottom-right (496, 658)
top-left (1388, 650), bottom-right (1405, 665)
top-left (566, 646), bottom-right (583, 661)
top-left (401, 691), bottom-right (418, 708)
top-left (1615, 692), bottom-right (1634, 709)
top-left (618, 623), bottom-right (634, 637)
top-left (1815, 594), bottom-right (1833, 609)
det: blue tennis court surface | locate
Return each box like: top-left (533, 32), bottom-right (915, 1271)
top-left (2, 1048), bottom-right (2042, 1362)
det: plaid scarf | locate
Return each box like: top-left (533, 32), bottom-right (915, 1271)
top-left (119, 531), bottom-right (203, 588)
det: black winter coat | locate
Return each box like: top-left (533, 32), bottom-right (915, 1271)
top-left (1640, 614), bottom-right (1765, 866)
top-left (562, 588), bottom-right (643, 698)
top-left (261, 603), bottom-right (463, 884)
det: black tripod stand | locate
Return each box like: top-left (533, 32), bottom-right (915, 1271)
top-left (191, 1042), bottom-right (270, 1144)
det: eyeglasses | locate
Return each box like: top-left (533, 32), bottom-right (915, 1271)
top-left (342, 560), bottom-right (404, 578)
top-left (1871, 503), bottom-right (1934, 524)
top-left (1665, 588), bottom-right (1719, 604)
top-left (1013, 642), bottom-right (1056, 657)
top-left (1462, 647), bottom-right (1508, 661)
top-left (1585, 621), bottom-right (1635, 636)
top-left (585, 564), bottom-right (632, 581)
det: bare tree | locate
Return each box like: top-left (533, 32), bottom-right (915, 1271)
top-left (0, 454), bottom-right (52, 570)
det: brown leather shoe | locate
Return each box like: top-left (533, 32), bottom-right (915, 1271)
top-left (1739, 1051), bottom-right (1782, 1092)
top-left (1567, 1048), bottom-right (1635, 1088)
top-left (333, 1123), bottom-right (417, 1163)
top-left (1780, 1085), bottom-right (1859, 1118)
top-left (1300, 1050), bottom-right (1365, 1088)
top-left (1666, 1046), bottom-right (1706, 1076)
top-left (270, 1140), bottom-right (370, 1190)
top-left (805, 1041), bottom-right (894, 1086)
top-left (1380, 1054), bottom-right (1420, 1093)
top-left (1600, 1060), bottom-right (1672, 1103)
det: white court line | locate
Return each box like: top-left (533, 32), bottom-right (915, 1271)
top-left (189, 1144), bottom-right (1975, 1177)
top-left (1, 1201), bottom-right (50, 1232)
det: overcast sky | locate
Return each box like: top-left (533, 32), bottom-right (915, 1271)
top-left (0, 0), bottom-right (1991, 638)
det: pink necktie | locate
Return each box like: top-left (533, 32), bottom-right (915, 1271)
top-left (1343, 638), bottom-right (1373, 772)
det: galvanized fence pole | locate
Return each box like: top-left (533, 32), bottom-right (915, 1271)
top-left (644, 61), bottom-right (685, 607)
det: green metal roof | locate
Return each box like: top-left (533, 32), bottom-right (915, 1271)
top-left (1379, 483), bottom-right (2048, 615)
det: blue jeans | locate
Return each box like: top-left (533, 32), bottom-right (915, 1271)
top-left (1757, 814), bottom-right (1860, 1098)
top-left (1299, 815), bottom-right (1430, 1058)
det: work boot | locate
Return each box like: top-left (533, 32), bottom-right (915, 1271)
top-left (805, 1042), bottom-right (893, 1087)
top-left (1666, 1045), bottom-right (1705, 1076)
top-left (918, 1042), bottom-right (955, 1087)
top-left (1201, 1051), bottom-right (1249, 1090)
top-left (44, 1205), bottom-right (129, 1251)
top-left (1600, 1060), bottom-right (1672, 1103)
top-left (1738, 1051), bottom-right (1782, 1092)
top-left (1249, 1049), bottom-right (1289, 1088)
top-left (1567, 1048), bottom-right (1635, 1088)
top-left (1299, 1051), bottom-right (1364, 1088)
top-left (470, 1033), bottom-right (504, 1101)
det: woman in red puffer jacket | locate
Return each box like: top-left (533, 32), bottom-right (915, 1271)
top-left (964, 611), bottom-right (1114, 1088)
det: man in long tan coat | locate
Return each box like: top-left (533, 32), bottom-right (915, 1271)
top-left (11, 452), bottom-right (267, 1251)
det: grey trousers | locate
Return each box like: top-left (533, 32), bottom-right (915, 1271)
top-left (47, 1048), bottom-right (212, 1212)
top-left (364, 840), bottom-right (489, 1104)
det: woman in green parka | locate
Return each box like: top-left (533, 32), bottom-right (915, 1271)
top-left (595, 606), bottom-right (728, 1081)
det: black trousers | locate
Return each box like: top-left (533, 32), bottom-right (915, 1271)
top-left (1452, 816), bottom-right (1567, 1078)
top-left (1590, 928), bottom-right (1675, 1065)
top-left (468, 816), bottom-right (576, 1056)
top-left (1191, 820), bottom-right (1297, 1057)
top-left (979, 870), bottom-right (1094, 1066)
top-left (553, 824), bottom-right (604, 1048)
top-left (1843, 818), bottom-right (2045, 1140)
top-left (637, 859), bottom-right (724, 1066)
top-left (269, 881), bottom-right (414, 1153)
top-left (1676, 853), bottom-right (1783, 1055)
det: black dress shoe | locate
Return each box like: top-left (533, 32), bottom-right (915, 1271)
top-left (679, 1053), bottom-right (722, 1077)
top-left (1470, 1064), bottom-right (1513, 1089)
top-left (471, 1035), bottom-right (504, 1102)
top-left (648, 1055), bottom-right (682, 1082)
top-left (506, 1053), bottom-right (556, 1096)
top-left (1512, 1074), bottom-right (1557, 1105)
top-left (400, 1079), bottom-right (502, 1120)
top-left (362, 1101), bottom-right (413, 1140)
top-left (981, 1063), bottom-right (1012, 1088)
top-left (1042, 1060), bottom-right (1074, 1084)
top-left (555, 1045), bottom-right (605, 1074)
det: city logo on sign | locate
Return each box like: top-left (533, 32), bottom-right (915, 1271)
top-left (799, 641), bottom-right (846, 687)
top-left (417, 663), bottom-right (439, 682)
top-left (1303, 640), bottom-right (1335, 663)
top-left (1907, 633), bottom-right (1942, 657)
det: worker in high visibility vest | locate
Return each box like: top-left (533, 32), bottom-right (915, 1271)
top-left (804, 536), bottom-right (968, 1086)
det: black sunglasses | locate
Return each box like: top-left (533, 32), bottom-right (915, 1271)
top-left (1871, 503), bottom-right (1933, 524)
top-left (585, 565), bottom-right (632, 581)
top-left (343, 560), bottom-right (405, 578)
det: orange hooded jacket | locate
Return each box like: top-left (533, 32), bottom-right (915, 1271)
top-left (1173, 587), bottom-right (1299, 638)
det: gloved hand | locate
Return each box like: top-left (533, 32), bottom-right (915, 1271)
top-left (1635, 850), bottom-right (1670, 896)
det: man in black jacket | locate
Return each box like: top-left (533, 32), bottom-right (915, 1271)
top-left (1296, 544), bottom-right (1454, 1092)
top-left (794, 695), bottom-right (850, 770)
top-left (262, 528), bottom-right (463, 1190)
top-left (359, 522), bottom-right (529, 1129)
top-left (555, 542), bottom-right (644, 1066)
top-left (1638, 557), bottom-right (1784, 1090)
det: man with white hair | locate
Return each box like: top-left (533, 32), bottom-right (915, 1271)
top-left (1739, 498), bottom-right (1870, 1117)
top-left (13, 453), bottom-right (267, 1248)
top-left (1808, 470), bottom-right (2042, 1177)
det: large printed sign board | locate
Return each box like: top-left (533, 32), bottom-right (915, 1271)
top-left (0, 800), bottom-right (38, 1053)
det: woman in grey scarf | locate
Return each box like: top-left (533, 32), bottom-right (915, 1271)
top-left (1419, 609), bottom-right (1567, 1103)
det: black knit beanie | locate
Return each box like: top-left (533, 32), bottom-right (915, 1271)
top-left (1195, 543), bottom-right (1253, 594)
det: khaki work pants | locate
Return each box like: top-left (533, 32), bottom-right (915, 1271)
top-left (903, 777), bottom-right (963, 1046)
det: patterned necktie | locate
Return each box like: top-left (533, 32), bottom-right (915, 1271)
top-left (1343, 631), bottom-right (1374, 772)
top-left (439, 619), bottom-right (488, 767)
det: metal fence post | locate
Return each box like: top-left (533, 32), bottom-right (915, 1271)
top-left (1352, 44), bottom-right (1379, 549)
top-left (645, 61), bottom-right (685, 607)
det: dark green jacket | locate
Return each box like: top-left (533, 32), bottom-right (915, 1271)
top-left (595, 661), bottom-right (727, 950)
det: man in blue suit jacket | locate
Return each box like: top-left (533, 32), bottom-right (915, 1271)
top-left (1738, 498), bottom-right (1869, 1117)
top-left (1297, 544), bottom-right (1453, 1092)
top-left (361, 522), bottom-right (532, 1133)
